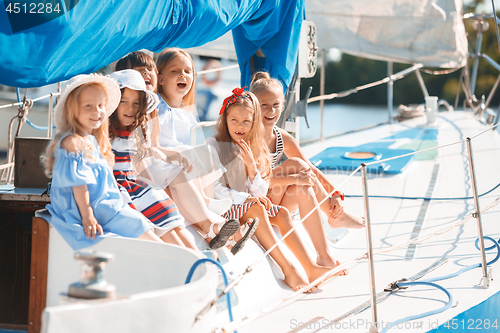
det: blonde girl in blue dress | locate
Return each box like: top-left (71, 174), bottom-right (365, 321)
top-left (43, 74), bottom-right (164, 250)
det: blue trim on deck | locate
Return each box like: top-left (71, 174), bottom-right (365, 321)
top-left (427, 290), bottom-right (500, 332)
top-left (310, 128), bottom-right (438, 174)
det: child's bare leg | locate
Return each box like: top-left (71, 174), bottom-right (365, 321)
top-left (203, 181), bottom-right (216, 199)
top-left (310, 178), bottom-right (365, 229)
top-left (160, 229), bottom-right (186, 247)
top-left (192, 177), bottom-right (210, 203)
top-left (271, 209), bottom-right (346, 285)
top-left (192, 174), bottom-right (231, 214)
top-left (276, 157), bottom-right (364, 229)
top-left (138, 230), bottom-right (164, 242)
top-left (280, 184), bottom-right (337, 268)
top-left (167, 173), bottom-right (237, 249)
top-left (174, 227), bottom-right (199, 251)
top-left (168, 188), bottom-right (223, 234)
top-left (168, 171), bottom-right (224, 227)
top-left (240, 204), bottom-right (312, 292)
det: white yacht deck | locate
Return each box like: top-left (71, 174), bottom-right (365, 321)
top-left (216, 111), bottom-right (500, 333)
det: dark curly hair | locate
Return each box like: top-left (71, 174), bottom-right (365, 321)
top-left (109, 88), bottom-right (148, 142)
top-left (115, 51), bottom-right (156, 73)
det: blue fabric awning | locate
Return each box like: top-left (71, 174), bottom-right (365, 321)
top-left (0, 0), bottom-right (303, 89)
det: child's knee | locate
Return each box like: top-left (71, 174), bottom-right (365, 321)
top-left (279, 157), bottom-right (309, 175)
top-left (249, 203), bottom-right (267, 216)
top-left (286, 184), bottom-right (313, 198)
top-left (277, 206), bottom-right (291, 218)
top-left (285, 184), bottom-right (300, 196)
top-left (171, 170), bottom-right (190, 184)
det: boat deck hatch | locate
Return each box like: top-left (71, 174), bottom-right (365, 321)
top-left (310, 128), bottom-right (438, 174)
top-left (311, 147), bottom-right (415, 174)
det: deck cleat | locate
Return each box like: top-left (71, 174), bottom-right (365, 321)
top-left (67, 249), bottom-right (116, 299)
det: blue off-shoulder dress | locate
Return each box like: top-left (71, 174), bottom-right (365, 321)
top-left (45, 134), bottom-right (153, 250)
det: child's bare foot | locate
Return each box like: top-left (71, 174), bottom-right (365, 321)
top-left (328, 211), bottom-right (365, 229)
top-left (316, 253), bottom-right (338, 268)
top-left (306, 262), bottom-right (348, 288)
top-left (283, 268), bottom-right (315, 293)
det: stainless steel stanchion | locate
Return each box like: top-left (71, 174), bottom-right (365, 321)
top-left (361, 163), bottom-right (379, 332)
top-left (466, 138), bottom-right (490, 288)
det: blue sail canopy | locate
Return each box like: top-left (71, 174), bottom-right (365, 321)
top-left (0, 0), bottom-right (303, 88)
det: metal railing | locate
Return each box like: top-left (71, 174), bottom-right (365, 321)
top-left (0, 88), bottom-right (60, 184)
top-left (219, 120), bottom-right (500, 333)
top-left (299, 62), bottom-right (424, 145)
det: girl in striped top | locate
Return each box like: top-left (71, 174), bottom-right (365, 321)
top-left (109, 70), bottom-right (250, 251)
top-left (250, 72), bottom-right (365, 269)
top-left (209, 88), bottom-right (344, 292)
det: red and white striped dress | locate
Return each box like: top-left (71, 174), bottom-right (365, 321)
top-left (112, 130), bottom-right (185, 236)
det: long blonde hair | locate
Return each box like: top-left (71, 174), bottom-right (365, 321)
top-left (42, 82), bottom-right (113, 176)
top-left (214, 91), bottom-right (271, 184)
top-left (156, 48), bottom-right (196, 107)
top-left (249, 71), bottom-right (284, 100)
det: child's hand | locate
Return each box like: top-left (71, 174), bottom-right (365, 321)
top-left (245, 196), bottom-right (271, 210)
top-left (180, 156), bottom-right (193, 173)
top-left (236, 140), bottom-right (257, 170)
top-left (73, 184), bottom-right (103, 239)
top-left (328, 196), bottom-right (344, 221)
top-left (295, 169), bottom-right (316, 187)
top-left (82, 214), bottom-right (103, 239)
top-left (170, 152), bottom-right (193, 173)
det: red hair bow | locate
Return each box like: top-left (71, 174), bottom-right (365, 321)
top-left (219, 87), bottom-right (249, 115)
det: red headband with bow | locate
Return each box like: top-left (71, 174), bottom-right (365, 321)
top-left (219, 87), bottom-right (251, 115)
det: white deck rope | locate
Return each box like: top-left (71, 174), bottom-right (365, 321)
top-left (374, 196), bottom-right (500, 256)
top-left (0, 92), bottom-right (60, 109)
top-left (307, 64), bottom-right (423, 103)
top-left (217, 195), bottom-right (500, 333)
top-left (196, 64), bottom-right (239, 75)
top-left (216, 124), bottom-right (500, 332)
